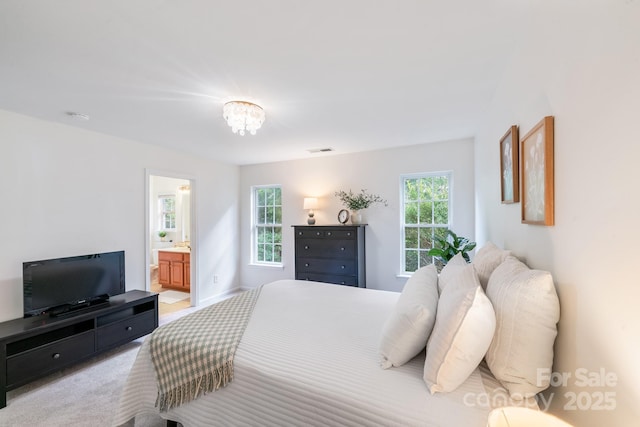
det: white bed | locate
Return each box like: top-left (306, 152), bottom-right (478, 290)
top-left (114, 279), bottom-right (537, 427)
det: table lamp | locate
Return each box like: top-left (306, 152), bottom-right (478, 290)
top-left (303, 197), bottom-right (318, 225)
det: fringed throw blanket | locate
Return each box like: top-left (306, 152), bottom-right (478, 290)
top-left (150, 287), bottom-right (262, 411)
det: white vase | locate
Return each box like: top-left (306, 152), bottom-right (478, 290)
top-left (350, 210), bottom-right (363, 224)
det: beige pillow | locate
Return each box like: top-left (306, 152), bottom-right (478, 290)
top-left (423, 263), bottom-right (496, 393)
top-left (472, 242), bottom-right (511, 290)
top-left (379, 264), bottom-right (439, 368)
top-left (485, 256), bottom-right (560, 399)
top-left (437, 252), bottom-right (468, 293)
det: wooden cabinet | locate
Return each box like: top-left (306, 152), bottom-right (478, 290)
top-left (293, 225), bottom-right (366, 288)
top-left (0, 290), bottom-right (158, 408)
top-left (158, 250), bottom-right (190, 291)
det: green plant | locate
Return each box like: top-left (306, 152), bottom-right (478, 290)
top-left (335, 189), bottom-right (388, 211)
top-left (158, 231), bottom-right (167, 238)
top-left (427, 229), bottom-right (476, 264)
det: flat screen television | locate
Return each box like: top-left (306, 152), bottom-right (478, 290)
top-left (23, 250), bottom-right (125, 317)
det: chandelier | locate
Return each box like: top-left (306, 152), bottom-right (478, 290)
top-left (222, 101), bottom-right (265, 136)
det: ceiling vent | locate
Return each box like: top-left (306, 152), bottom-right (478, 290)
top-left (307, 148), bottom-right (334, 153)
top-left (65, 111), bottom-right (90, 121)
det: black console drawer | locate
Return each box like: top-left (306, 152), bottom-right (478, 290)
top-left (6, 330), bottom-right (95, 387)
top-left (96, 310), bottom-right (156, 351)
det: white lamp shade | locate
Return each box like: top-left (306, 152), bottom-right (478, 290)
top-left (303, 197), bottom-right (318, 210)
top-left (487, 407), bottom-right (573, 427)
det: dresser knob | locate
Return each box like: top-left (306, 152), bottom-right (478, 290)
top-left (52, 353), bottom-right (60, 359)
top-left (126, 326), bottom-right (133, 331)
top-left (298, 231), bottom-right (303, 235)
top-left (340, 247), bottom-right (345, 251)
top-left (305, 263), bottom-right (309, 267)
top-left (341, 282), bottom-right (346, 285)
top-left (327, 232), bottom-right (332, 236)
top-left (347, 232), bottom-right (351, 236)
top-left (341, 265), bottom-right (345, 269)
top-left (304, 245), bottom-right (309, 250)
top-left (316, 232), bottom-right (321, 236)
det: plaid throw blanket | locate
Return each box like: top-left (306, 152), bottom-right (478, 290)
top-left (150, 287), bottom-right (262, 411)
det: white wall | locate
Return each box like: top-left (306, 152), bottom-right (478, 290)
top-left (0, 109), bottom-right (240, 322)
top-left (474, 2), bottom-right (640, 425)
top-left (239, 139), bottom-right (475, 291)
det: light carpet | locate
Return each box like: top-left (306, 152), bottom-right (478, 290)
top-left (1, 340), bottom-right (165, 427)
top-left (158, 290), bottom-right (189, 304)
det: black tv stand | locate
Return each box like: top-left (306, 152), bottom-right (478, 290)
top-left (49, 299), bottom-right (110, 318)
top-left (0, 290), bottom-right (158, 408)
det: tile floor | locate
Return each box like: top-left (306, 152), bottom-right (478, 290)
top-left (150, 266), bottom-right (191, 316)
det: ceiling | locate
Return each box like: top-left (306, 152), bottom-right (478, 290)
top-left (0, 0), bottom-right (532, 165)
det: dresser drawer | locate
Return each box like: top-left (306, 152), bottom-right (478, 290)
top-left (296, 239), bottom-right (355, 259)
top-left (96, 310), bottom-right (156, 351)
top-left (295, 228), bottom-right (357, 240)
top-left (296, 273), bottom-right (359, 287)
top-left (6, 330), bottom-right (95, 387)
top-left (296, 257), bottom-right (356, 275)
top-left (324, 229), bottom-right (357, 239)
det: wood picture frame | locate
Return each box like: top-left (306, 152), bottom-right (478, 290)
top-left (520, 116), bottom-right (554, 225)
top-left (500, 125), bottom-right (519, 203)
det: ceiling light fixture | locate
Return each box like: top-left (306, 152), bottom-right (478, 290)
top-left (222, 101), bottom-right (265, 136)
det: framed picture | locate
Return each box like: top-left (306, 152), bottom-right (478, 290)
top-left (500, 125), bottom-right (519, 203)
top-left (520, 116), bottom-right (554, 225)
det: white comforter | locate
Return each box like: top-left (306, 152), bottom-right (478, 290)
top-left (114, 280), bottom-right (535, 427)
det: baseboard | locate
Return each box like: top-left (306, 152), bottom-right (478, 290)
top-left (199, 287), bottom-right (243, 306)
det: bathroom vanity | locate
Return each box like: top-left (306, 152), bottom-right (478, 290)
top-left (157, 248), bottom-right (190, 292)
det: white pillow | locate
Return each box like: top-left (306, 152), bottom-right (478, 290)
top-left (423, 264), bottom-right (496, 393)
top-left (379, 264), bottom-right (439, 368)
top-left (485, 256), bottom-right (560, 399)
top-left (472, 242), bottom-right (512, 290)
top-left (437, 252), bottom-right (468, 293)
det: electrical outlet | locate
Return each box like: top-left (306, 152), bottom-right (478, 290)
top-left (213, 275), bottom-right (219, 283)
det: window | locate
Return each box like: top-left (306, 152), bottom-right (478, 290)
top-left (401, 173), bottom-right (451, 273)
top-left (158, 194), bottom-right (176, 230)
top-left (253, 186), bottom-right (282, 264)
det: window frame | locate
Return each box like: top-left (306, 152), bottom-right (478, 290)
top-left (158, 194), bottom-right (176, 231)
top-left (399, 171), bottom-right (453, 275)
top-left (252, 185), bottom-right (283, 266)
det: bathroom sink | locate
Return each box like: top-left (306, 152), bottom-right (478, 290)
top-left (159, 247), bottom-right (190, 253)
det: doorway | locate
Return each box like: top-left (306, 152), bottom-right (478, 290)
top-left (146, 172), bottom-right (195, 317)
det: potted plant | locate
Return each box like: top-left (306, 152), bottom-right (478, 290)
top-left (158, 230), bottom-right (167, 241)
top-left (334, 189), bottom-right (387, 224)
top-left (427, 229), bottom-right (476, 270)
